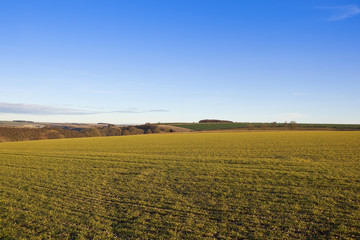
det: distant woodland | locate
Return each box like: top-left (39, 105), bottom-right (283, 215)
top-left (0, 123), bottom-right (174, 142)
top-left (199, 119), bottom-right (233, 123)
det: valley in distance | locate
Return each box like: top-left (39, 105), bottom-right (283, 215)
top-left (1, 118), bottom-right (360, 143)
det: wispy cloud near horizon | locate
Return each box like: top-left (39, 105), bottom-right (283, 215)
top-left (318, 4), bottom-right (360, 21)
top-left (0, 102), bottom-right (169, 115)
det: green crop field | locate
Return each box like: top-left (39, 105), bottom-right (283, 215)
top-left (172, 122), bottom-right (360, 131)
top-left (1, 132), bottom-right (360, 239)
top-left (173, 123), bottom-right (254, 131)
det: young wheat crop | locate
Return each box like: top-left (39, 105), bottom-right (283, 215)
top-left (0, 131), bottom-right (359, 239)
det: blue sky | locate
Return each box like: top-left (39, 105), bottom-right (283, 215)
top-left (1, 0), bottom-right (359, 124)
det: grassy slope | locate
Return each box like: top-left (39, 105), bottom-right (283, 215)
top-left (0, 132), bottom-right (360, 239)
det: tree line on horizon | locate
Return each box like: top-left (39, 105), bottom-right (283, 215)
top-left (0, 123), bottom-right (174, 142)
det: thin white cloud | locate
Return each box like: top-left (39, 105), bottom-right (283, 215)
top-left (0, 102), bottom-right (92, 115)
top-left (0, 102), bottom-right (169, 115)
top-left (318, 5), bottom-right (360, 21)
top-left (148, 109), bottom-right (169, 113)
top-left (110, 109), bottom-right (169, 114)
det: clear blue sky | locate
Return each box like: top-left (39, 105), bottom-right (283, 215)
top-left (1, 0), bottom-right (359, 124)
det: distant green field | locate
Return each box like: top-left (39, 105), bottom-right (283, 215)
top-left (173, 122), bottom-right (360, 131)
top-left (1, 132), bottom-right (360, 239)
top-left (173, 122), bottom-right (258, 131)
top-left (297, 123), bottom-right (360, 130)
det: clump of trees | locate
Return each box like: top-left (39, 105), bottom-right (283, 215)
top-left (0, 123), bottom-right (173, 142)
top-left (244, 122), bottom-right (299, 130)
top-left (0, 127), bottom-right (81, 142)
top-left (289, 121), bottom-right (297, 130)
top-left (199, 119), bottom-right (233, 123)
top-left (137, 123), bottom-right (161, 134)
